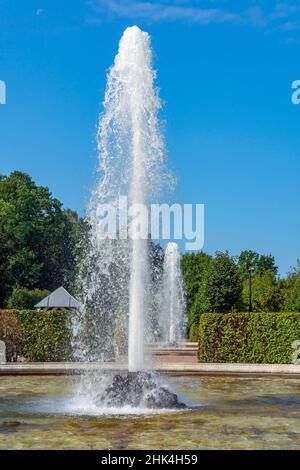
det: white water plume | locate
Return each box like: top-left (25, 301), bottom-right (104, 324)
top-left (72, 26), bottom-right (170, 371)
top-left (159, 243), bottom-right (186, 346)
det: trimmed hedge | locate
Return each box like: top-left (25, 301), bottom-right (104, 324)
top-left (0, 310), bottom-right (24, 360)
top-left (0, 309), bottom-right (71, 361)
top-left (198, 312), bottom-right (300, 364)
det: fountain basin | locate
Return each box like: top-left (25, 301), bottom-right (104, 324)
top-left (1, 375), bottom-right (300, 449)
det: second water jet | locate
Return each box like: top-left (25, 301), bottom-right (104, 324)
top-left (159, 243), bottom-right (187, 346)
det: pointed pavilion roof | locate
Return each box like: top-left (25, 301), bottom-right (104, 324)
top-left (34, 286), bottom-right (81, 309)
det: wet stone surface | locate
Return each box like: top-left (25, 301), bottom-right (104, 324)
top-left (94, 371), bottom-right (187, 409)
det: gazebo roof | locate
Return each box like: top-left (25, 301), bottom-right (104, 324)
top-left (34, 286), bottom-right (81, 309)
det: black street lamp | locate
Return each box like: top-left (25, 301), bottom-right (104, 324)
top-left (248, 266), bottom-right (254, 312)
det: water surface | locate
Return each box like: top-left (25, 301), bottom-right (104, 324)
top-left (0, 375), bottom-right (300, 449)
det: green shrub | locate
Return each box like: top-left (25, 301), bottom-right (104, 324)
top-left (0, 309), bottom-right (71, 361)
top-left (7, 287), bottom-right (50, 309)
top-left (188, 323), bottom-right (199, 342)
top-left (198, 312), bottom-right (300, 364)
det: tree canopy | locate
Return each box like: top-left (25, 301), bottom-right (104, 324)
top-left (242, 270), bottom-right (280, 312)
top-left (0, 171), bottom-right (82, 305)
top-left (238, 250), bottom-right (278, 279)
top-left (1, 171), bottom-right (299, 340)
top-left (199, 251), bottom-right (243, 313)
top-left (181, 252), bottom-right (211, 314)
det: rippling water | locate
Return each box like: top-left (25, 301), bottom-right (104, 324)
top-left (1, 375), bottom-right (300, 449)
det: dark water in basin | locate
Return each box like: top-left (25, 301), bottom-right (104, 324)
top-left (1, 375), bottom-right (300, 449)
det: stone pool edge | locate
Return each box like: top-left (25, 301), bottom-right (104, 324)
top-left (1, 362), bottom-right (300, 377)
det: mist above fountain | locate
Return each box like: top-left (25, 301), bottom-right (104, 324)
top-left (73, 26), bottom-right (186, 410)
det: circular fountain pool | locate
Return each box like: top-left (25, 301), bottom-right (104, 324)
top-left (1, 375), bottom-right (300, 449)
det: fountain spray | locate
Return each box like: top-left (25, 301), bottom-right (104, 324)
top-left (159, 243), bottom-right (187, 346)
top-left (73, 26), bottom-right (165, 371)
top-left (72, 26), bottom-right (186, 410)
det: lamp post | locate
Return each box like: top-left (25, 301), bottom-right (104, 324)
top-left (248, 266), bottom-right (254, 312)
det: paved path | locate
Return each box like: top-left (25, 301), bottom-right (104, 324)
top-left (1, 345), bottom-right (300, 376)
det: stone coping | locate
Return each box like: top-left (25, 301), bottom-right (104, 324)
top-left (1, 362), bottom-right (300, 377)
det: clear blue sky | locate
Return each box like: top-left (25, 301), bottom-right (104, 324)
top-left (0, 1), bottom-right (299, 275)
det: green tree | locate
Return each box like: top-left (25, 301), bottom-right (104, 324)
top-left (181, 252), bottom-right (211, 334)
top-left (189, 288), bottom-right (210, 339)
top-left (279, 261), bottom-right (300, 312)
top-left (201, 251), bottom-right (243, 313)
top-left (283, 282), bottom-right (300, 312)
top-left (238, 250), bottom-right (277, 279)
top-left (238, 250), bottom-right (260, 279)
top-left (181, 252), bottom-right (211, 313)
top-left (0, 171), bottom-right (81, 305)
top-left (183, 252), bottom-right (242, 338)
top-left (242, 270), bottom-right (280, 312)
top-left (257, 254), bottom-right (277, 276)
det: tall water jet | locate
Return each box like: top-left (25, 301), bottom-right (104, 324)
top-left (159, 243), bottom-right (186, 346)
top-left (72, 26), bottom-right (186, 410)
top-left (127, 27), bottom-right (149, 371)
top-left (73, 26), bottom-right (167, 371)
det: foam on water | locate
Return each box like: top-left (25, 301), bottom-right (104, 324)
top-left (12, 394), bottom-right (189, 417)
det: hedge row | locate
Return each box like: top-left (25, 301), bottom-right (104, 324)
top-left (0, 309), bottom-right (71, 361)
top-left (198, 312), bottom-right (300, 364)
